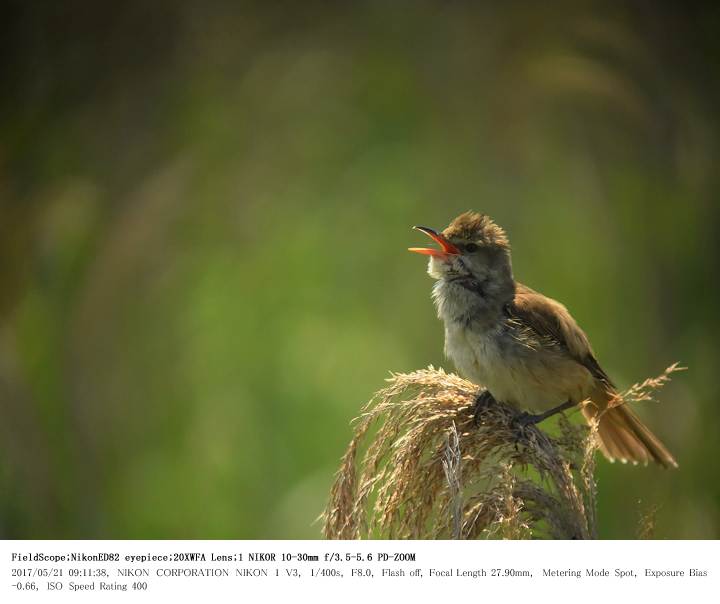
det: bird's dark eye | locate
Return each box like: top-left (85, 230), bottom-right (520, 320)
top-left (465, 243), bottom-right (479, 253)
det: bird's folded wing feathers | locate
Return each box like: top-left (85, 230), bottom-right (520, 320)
top-left (509, 283), bottom-right (615, 390)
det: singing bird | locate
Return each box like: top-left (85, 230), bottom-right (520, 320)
top-left (409, 211), bottom-right (677, 468)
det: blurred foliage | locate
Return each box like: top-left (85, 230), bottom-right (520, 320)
top-left (1, 0), bottom-right (719, 538)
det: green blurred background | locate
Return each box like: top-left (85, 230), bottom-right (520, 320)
top-left (1, 1), bottom-right (719, 539)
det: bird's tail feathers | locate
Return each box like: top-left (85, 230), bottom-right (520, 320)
top-left (582, 387), bottom-right (677, 469)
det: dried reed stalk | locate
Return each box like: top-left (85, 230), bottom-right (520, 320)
top-left (322, 364), bottom-right (682, 540)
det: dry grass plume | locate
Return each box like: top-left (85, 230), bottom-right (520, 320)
top-left (322, 364), bottom-right (682, 540)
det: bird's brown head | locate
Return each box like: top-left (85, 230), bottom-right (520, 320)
top-left (409, 211), bottom-right (515, 313)
top-left (410, 211), bottom-right (515, 310)
top-left (441, 211), bottom-right (510, 250)
top-left (409, 211), bottom-right (511, 278)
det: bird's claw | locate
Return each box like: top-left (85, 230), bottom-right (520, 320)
top-left (512, 411), bottom-right (539, 429)
top-left (473, 389), bottom-right (496, 426)
top-left (510, 411), bottom-right (540, 447)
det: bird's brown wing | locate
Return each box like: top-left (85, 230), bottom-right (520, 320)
top-left (510, 284), bottom-right (676, 467)
top-left (508, 283), bottom-right (615, 389)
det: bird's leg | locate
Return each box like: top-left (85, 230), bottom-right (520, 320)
top-left (512, 400), bottom-right (577, 428)
top-left (473, 389), bottom-right (497, 425)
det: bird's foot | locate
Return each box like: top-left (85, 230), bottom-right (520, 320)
top-left (510, 401), bottom-right (578, 445)
top-left (510, 411), bottom-right (538, 446)
top-left (512, 400), bottom-right (577, 429)
top-left (511, 411), bottom-right (544, 429)
top-left (473, 389), bottom-right (496, 426)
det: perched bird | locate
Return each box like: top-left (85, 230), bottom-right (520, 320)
top-left (409, 211), bottom-right (677, 468)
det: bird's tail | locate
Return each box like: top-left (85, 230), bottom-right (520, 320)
top-left (582, 387), bottom-right (678, 469)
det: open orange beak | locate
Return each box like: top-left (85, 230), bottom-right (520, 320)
top-left (408, 226), bottom-right (461, 257)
